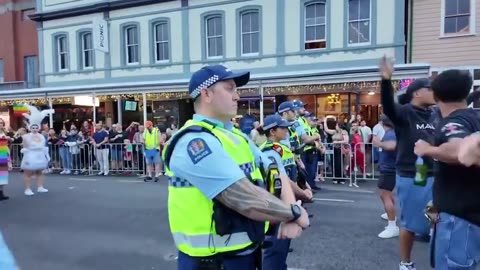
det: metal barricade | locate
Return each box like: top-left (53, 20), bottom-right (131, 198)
top-left (352, 142), bottom-right (379, 186)
top-left (90, 143), bottom-right (146, 176)
top-left (8, 143), bottom-right (93, 174)
top-left (318, 143), bottom-right (353, 185)
top-left (9, 141), bottom-right (150, 177)
top-left (9, 144), bottom-right (22, 170)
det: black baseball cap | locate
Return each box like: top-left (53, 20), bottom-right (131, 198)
top-left (397, 78), bottom-right (431, 104)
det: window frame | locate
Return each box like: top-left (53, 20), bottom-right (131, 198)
top-left (204, 14), bottom-right (224, 59)
top-left (303, 0), bottom-right (328, 51)
top-left (440, 0), bottom-right (476, 37)
top-left (240, 10), bottom-right (261, 56)
top-left (79, 31), bottom-right (94, 70)
top-left (123, 24), bottom-right (140, 66)
top-left (152, 21), bottom-right (170, 63)
top-left (54, 34), bottom-right (69, 72)
top-left (347, 0), bottom-right (372, 46)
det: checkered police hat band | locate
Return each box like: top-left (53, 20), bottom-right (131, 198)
top-left (190, 75), bottom-right (220, 99)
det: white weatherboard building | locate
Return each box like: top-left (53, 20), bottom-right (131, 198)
top-left (2, 0), bottom-right (430, 125)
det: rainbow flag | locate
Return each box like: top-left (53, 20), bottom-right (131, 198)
top-left (13, 104), bottom-right (29, 117)
top-left (0, 139), bottom-right (8, 185)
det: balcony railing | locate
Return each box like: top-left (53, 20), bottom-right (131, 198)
top-left (0, 81), bottom-right (26, 90)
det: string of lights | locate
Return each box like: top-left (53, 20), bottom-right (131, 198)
top-left (0, 80), bottom-right (405, 106)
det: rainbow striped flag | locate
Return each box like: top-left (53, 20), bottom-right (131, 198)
top-left (13, 104), bottom-right (29, 117)
top-left (0, 138), bottom-right (8, 185)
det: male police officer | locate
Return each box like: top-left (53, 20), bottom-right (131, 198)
top-left (293, 101), bottom-right (321, 190)
top-left (260, 114), bottom-right (313, 270)
top-left (162, 65), bottom-right (310, 270)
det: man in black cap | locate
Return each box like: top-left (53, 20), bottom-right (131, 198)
top-left (380, 56), bottom-right (436, 270)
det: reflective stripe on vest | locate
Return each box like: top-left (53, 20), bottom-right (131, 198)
top-left (172, 231), bottom-right (251, 250)
top-left (162, 119), bottom-right (265, 257)
top-left (144, 128), bottom-right (159, 150)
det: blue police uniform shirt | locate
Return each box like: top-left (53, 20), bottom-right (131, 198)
top-left (293, 119), bottom-right (306, 136)
top-left (0, 231), bottom-right (17, 270)
top-left (169, 114), bottom-right (272, 200)
top-left (262, 149), bottom-right (287, 175)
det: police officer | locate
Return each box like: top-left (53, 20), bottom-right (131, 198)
top-left (277, 101), bottom-right (304, 181)
top-left (293, 101), bottom-right (321, 190)
top-left (259, 114), bottom-right (313, 270)
top-left (162, 65), bottom-right (310, 270)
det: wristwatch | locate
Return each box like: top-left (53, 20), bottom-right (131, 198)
top-left (290, 204), bottom-right (302, 222)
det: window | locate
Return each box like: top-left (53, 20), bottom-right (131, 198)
top-left (56, 35), bottom-right (69, 71)
top-left (240, 11), bottom-right (260, 55)
top-left (348, 0), bottom-right (370, 44)
top-left (205, 16), bottom-right (223, 57)
top-left (474, 69), bottom-right (480, 81)
top-left (304, 2), bottom-right (327, 50)
top-left (24, 56), bottom-right (39, 88)
top-left (124, 26), bottom-right (139, 64)
top-left (443, 0), bottom-right (472, 34)
top-left (81, 32), bottom-right (94, 69)
top-left (154, 22), bottom-right (169, 62)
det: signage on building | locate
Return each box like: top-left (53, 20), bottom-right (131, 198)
top-left (93, 19), bottom-right (109, 53)
top-left (74, 95), bottom-right (99, 107)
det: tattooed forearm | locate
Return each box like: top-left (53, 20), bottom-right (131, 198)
top-left (215, 178), bottom-right (294, 223)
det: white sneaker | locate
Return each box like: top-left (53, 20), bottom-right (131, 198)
top-left (37, 187), bottom-right (49, 193)
top-left (381, 213), bottom-right (388, 220)
top-left (399, 262), bottom-right (416, 270)
top-left (60, 170), bottom-right (66, 174)
top-left (378, 225), bottom-right (400, 238)
top-left (24, 189), bottom-right (34, 196)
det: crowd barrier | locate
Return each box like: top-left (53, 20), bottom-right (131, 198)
top-left (8, 141), bottom-right (381, 187)
top-left (8, 143), bottom-right (152, 176)
top-left (317, 142), bottom-right (380, 187)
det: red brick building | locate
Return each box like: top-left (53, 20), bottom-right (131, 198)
top-left (0, 0), bottom-right (38, 90)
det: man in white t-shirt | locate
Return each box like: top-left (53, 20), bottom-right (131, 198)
top-left (372, 120), bottom-right (385, 163)
top-left (360, 120), bottom-right (372, 143)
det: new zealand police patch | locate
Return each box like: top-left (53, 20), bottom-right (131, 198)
top-left (187, 138), bottom-right (212, 164)
top-left (272, 144), bottom-right (283, 157)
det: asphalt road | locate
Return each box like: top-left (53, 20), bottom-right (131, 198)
top-left (0, 173), bottom-right (430, 270)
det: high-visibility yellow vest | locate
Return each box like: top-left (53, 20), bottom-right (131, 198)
top-left (298, 116), bottom-right (314, 151)
top-left (260, 141), bottom-right (295, 168)
top-left (260, 140), bottom-right (296, 189)
top-left (144, 128), bottom-right (160, 150)
top-left (162, 119), bottom-right (265, 257)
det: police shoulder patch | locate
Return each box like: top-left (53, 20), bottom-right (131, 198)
top-left (186, 138), bottom-right (212, 164)
top-left (272, 144), bottom-right (283, 157)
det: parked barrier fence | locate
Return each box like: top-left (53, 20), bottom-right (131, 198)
top-left (317, 142), bottom-right (380, 187)
top-left (9, 143), bottom-right (150, 176)
top-left (8, 141), bottom-right (380, 187)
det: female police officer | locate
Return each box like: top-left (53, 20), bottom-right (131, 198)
top-left (259, 114), bottom-right (313, 270)
top-left (162, 65), bottom-right (310, 270)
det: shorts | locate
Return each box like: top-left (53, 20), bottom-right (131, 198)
top-left (396, 175), bottom-right (433, 235)
top-left (434, 212), bottom-right (480, 270)
top-left (144, 149), bottom-right (161, 165)
top-left (377, 172), bottom-right (396, 191)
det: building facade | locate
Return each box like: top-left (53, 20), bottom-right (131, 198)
top-left (1, 0), bottom-right (429, 128)
top-left (0, 0), bottom-right (39, 89)
top-left (409, 0), bottom-right (480, 98)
